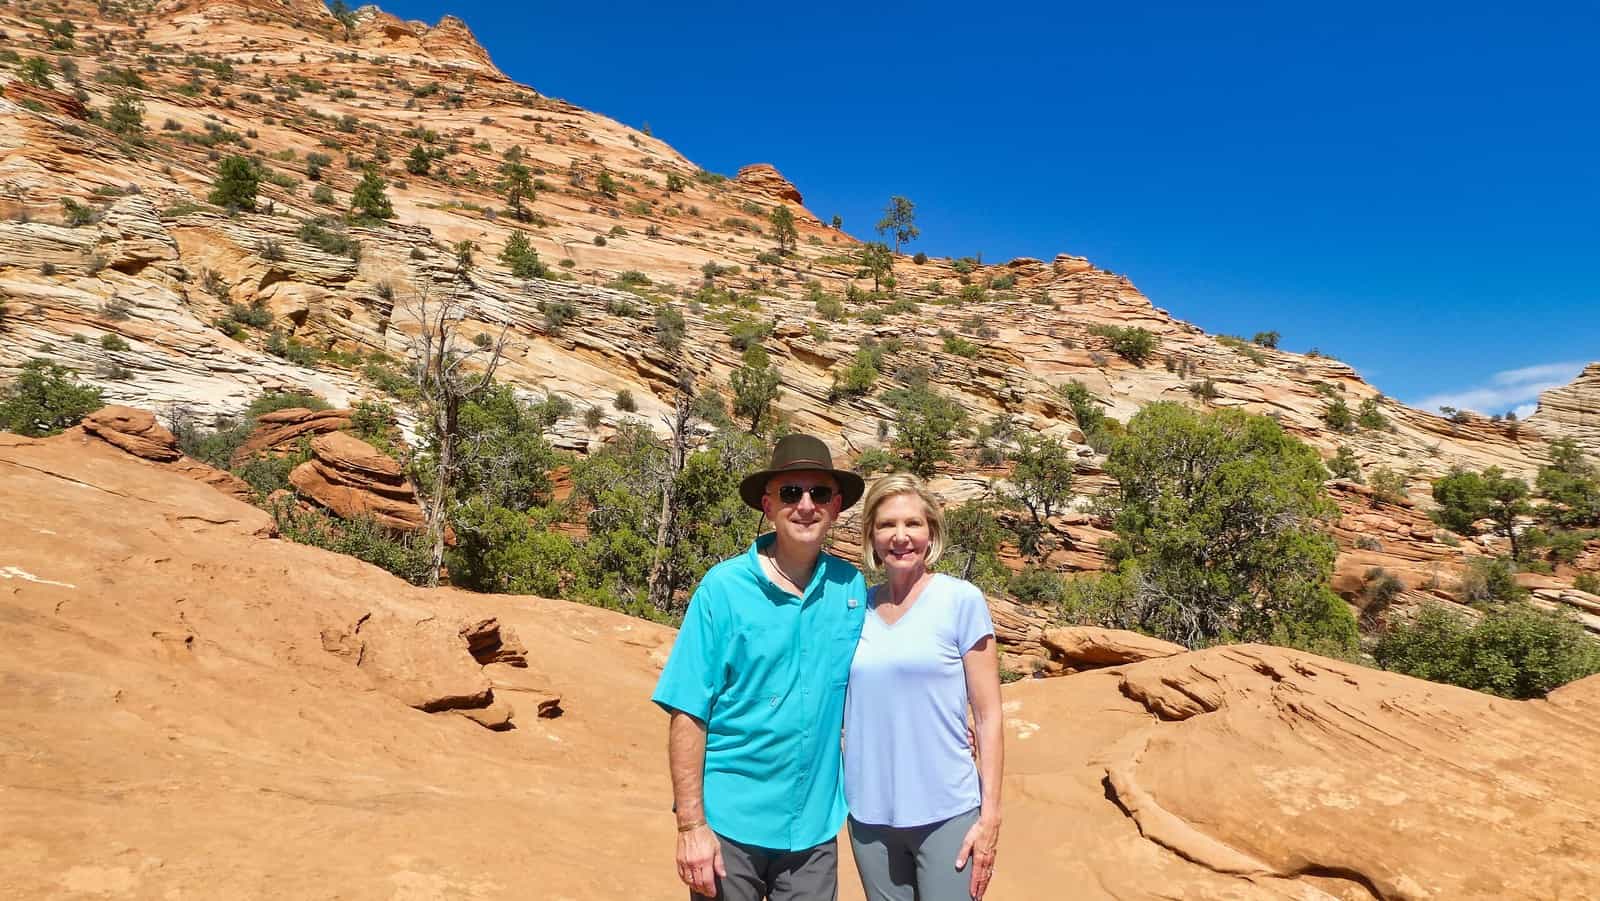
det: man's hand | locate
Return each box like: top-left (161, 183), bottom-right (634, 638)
top-left (676, 824), bottom-right (725, 898)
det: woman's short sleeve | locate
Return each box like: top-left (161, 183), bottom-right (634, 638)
top-left (954, 579), bottom-right (995, 655)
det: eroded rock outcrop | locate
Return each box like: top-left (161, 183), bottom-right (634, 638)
top-left (75, 404), bottom-right (254, 502)
top-left (230, 407), bottom-right (354, 466)
top-left (288, 431), bottom-right (424, 531)
top-left (1529, 361), bottom-right (1600, 457)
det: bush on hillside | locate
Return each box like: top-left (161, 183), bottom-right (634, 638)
top-left (1087, 325), bottom-right (1158, 365)
top-left (0, 360), bottom-right (104, 437)
top-left (1374, 601), bottom-right (1600, 699)
top-left (272, 500), bottom-right (436, 585)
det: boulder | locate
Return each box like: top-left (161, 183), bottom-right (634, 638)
top-left (1041, 626), bottom-right (1185, 669)
top-left (230, 407), bottom-right (352, 467)
top-left (81, 405), bottom-right (183, 462)
top-left (288, 431), bottom-right (424, 531)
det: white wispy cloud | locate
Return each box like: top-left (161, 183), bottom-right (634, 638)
top-left (1413, 360), bottom-right (1587, 416)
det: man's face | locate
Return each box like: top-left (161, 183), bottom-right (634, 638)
top-left (760, 471), bottom-right (842, 550)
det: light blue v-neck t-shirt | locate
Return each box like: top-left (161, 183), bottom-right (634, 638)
top-left (843, 573), bottom-right (995, 828)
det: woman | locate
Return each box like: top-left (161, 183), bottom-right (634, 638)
top-left (844, 473), bottom-right (1004, 901)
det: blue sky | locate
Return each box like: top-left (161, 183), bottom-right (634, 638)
top-left (381, 1), bottom-right (1598, 416)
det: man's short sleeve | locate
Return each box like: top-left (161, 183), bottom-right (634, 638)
top-left (955, 580), bottom-right (996, 655)
top-left (651, 584), bottom-right (723, 722)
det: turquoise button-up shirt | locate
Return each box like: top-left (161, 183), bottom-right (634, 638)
top-left (652, 532), bottom-right (868, 851)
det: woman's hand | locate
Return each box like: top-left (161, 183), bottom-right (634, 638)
top-left (956, 814), bottom-right (1000, 899)
top-left (676, 824), bottom-right (725, 898)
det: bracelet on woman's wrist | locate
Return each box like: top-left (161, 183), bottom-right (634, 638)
top-left (677, 819), bottom-right (707, 833)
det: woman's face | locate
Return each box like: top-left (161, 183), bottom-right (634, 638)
top-left (872, 493), bottom-right (932, 577)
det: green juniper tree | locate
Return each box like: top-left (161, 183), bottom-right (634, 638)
top-left (349, 166), bottom-right (394, 222)
top-left (208, 155), bottom-right (262, 211)
top-left (768, 205), bottom-right (797, 255)
top-left (1102, 402), bottom-right (1357, 652)
top-left (730, 345), bottom-right (782, 434)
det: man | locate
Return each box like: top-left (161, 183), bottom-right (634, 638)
top-left (652, 434), bottom-right (868, 900)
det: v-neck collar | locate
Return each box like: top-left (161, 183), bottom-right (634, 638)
top-left (870, 572), bottom-right (938, 629)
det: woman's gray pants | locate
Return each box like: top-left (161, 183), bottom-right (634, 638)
top-left (847, 808), bottom-right (979, 901)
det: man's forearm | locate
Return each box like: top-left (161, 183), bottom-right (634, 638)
top-left (668, 711), bottom-right (708, 826)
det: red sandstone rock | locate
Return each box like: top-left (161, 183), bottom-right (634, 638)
top-left (287, 431), bottom-right (424, 531)
top-left (81, 406), bottom-right (183, 462)
top-left (734, 163), bottom-right (804, 205)
top-left (230, 407), bottom-right (353, 467)
top-left (1041, 626), bottom-right (1186, 668)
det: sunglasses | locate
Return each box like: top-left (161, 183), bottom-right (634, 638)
top-left (774, 484), bottom-right (836, 505)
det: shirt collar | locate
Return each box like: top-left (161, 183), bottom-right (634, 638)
top-left (747, 532), bottom-right (828, 601)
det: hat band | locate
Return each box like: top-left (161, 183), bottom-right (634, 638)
top-left (777, 457), bottom-right (829, 469)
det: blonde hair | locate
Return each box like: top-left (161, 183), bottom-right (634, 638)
top-left (860, 473), bottom-right (946, 576)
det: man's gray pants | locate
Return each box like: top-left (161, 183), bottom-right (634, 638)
top-left (691, 833), bottom-right (837, 901)
top-left (846, 808), bottom-right (979, 901)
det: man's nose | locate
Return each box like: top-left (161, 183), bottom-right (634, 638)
top-left (796, 490), bottom-right (817, 511)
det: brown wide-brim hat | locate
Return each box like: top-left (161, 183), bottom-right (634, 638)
top-left (738, 434), bottom-right (865, 512)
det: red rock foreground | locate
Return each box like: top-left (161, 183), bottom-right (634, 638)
top-left (2, 431), bottom-right (1598, 899)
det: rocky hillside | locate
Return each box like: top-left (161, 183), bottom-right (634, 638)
top-left (4, 427), bottom-right (1599, 898)
top-left (1, 0), bottom-right (1597, 625)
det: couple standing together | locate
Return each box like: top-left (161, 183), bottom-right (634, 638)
top-left (653, 435), bottom-right (1005, 901)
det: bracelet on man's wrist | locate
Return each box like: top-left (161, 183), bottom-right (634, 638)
top-left (677, 819), bottom-right (707, 833)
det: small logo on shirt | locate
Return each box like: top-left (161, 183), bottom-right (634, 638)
top-left (847, 597), bottom-right (860, 609)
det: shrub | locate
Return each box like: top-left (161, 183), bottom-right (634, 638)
top-left (273, 502), bottom-right (436, 585)
top-left (1457, 555), bottom-right (1528, 605)
top-left (208, 155), bottom-right (262, 211)
top-left (263, 329), bottom-right (317, 369)
top-left (1055, 380), bottom-right (1107, 439)
top-left (297, 219), bottom-right (362, 260)
top-left (1328, 444), bottom-right (1361, 482)
top-left (882, 385), bottom-right (967, 479)
top-left (654, 306), bottom-right (686, 352)
top-left (584, 405), bottom-right (603, 429)
top-left (61, 198), bottom-right (99, 227)
top-left (613, 389), bottom-right (637, 412)
top-left (1356, 397), bottom-right (1389, 430)
top-left (311, 184), bottom-right (336, 205)
top-left (912, 252), bottom-right (928, 265)
top-left (943, 335), bottom-right (980, 358)
top-left (830, 348), bottom-right (881, 400)
top-left (99, 333), bottom-right (130, 351)
top-left (1252, 331), bottom-right (1281, 348)
top-left (541, 298), bottom-right (577, 334)
top-left (348, 167), bottom-right (393, 222)
top-left (728, 317), bottom-right (773, 352)
top-left (0, 360), bottom-right (104, 436)
top-left (592, 235), bottom-right (607, 246)
top-left (1322, 398), bottom-right (1355, 432)
top-left (1186, 378), bottom-right (1219, 400)
top-left (1576, 572), bottom-right (1600, 594)
top-left (499, 230), bottom-right (547, 279)
top-left (1374, 602), bottom-right (1600, 698)
top-left (1088, 324), bottom-right (1158, 365)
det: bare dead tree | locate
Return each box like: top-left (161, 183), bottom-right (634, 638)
top-left (397, 276), bottom-right (510, 586)
top-left (646, 368), bottom-right (696, 613)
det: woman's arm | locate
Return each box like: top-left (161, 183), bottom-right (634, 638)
top-left (957, 634), bottom-right (1003, 899)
